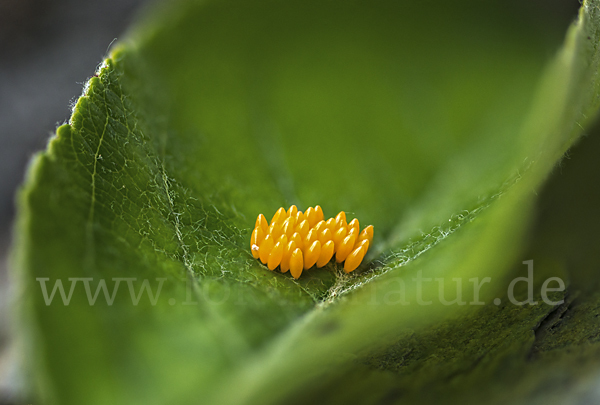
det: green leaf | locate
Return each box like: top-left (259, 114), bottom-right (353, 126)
top-left (12, 0), bottom-right (600, 403)
top-left (297, 118), bottom-right (600, 405)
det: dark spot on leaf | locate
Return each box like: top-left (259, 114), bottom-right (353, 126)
top-left (379, 387), bottom-right (404, 404)
top-left (318, 320), bottom-right (340, 336)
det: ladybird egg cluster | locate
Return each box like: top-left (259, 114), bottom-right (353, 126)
top-left (250, 205), bottom-right (373, 279)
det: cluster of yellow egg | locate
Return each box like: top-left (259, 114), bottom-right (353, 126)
top-left (250, 205), bottom-right (373, 279)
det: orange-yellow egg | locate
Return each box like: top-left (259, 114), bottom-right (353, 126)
top-left (271, 207), bottom-right (286, 225)
top-left (290, 232), bottom-right (304, 250)
top-left (280, 240), bottom-right (297, 273)
top-left (287, 205), bottom-right (298, 217)
top-left (319, 228), bottom-right (333, 245)
top-left (251, 244), bottom-right (260, 259)
top-left (259, 235), bottom-right (274, 264)
top-left (250, 227), bottom-right (265, 258)
top-left (344, 245), bottom-right (367, 272)
top-left (303, 228), bottom-right (318, 248)
top-left (293, 210), bottom-right (304, 224)
top-left (305, 207), bottom-right (318, 228)
top-left (336, 233), bottom-right (357, 263)
top-left (347, 226), bottom-right (359, 240)
top-left (316, 240), bottom-right (335, 268)
top-left (335, 211), bottom-right (347, 227)
top-left (295, 219), bottom-right (310, 240)
top-left (281, 216), bottom-right (296, 238)
top-left (325, 217), bottom-right (336, 233)
top-left (289, 248), bottom-right (303, 279)
top-left (255, 213), bottom-right (269, 232)
top-left (313, 220), bottom-right (327, 235)
top-left (314, 205), bottom-right (324, 222)
top-left (358, 225), bottom-right (374, 244)
top-left (304, 240), bottom-right (321, 270)
top-left (270, 218), bottom-right (285, 239)
top-left (332, 226), bottom-right (348, 250)
top-left (267, 241), bottom-right (284, 270)
top-left (348, 218), bottom-right (360, 234)
top-left (354, 238), bottom-right (369, 252)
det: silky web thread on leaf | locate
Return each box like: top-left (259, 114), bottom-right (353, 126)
top-left (250, 205), bottom-right (374, 278)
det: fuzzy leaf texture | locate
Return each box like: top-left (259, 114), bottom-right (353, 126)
top-left (13, 0), bottom-right (600, 404)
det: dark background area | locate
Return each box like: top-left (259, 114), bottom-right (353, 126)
top-left (0, 0), bottom-right (583, 402)
top-left (0, 0), bottom-right (149, 234)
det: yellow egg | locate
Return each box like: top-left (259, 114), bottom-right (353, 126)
top-left (295, 219), bottom-right (310, 240)
top-left (281, 216), bottom-right (297, 238)
top-left (335, 233), bottom-right (357, 263)
top-left (316, 240), bottom-right (335, 268)
top-left (304, 240), bottom-right (321, 270)
top-left (305, 207), bottom-right (318, 228)
top-left (280, 240), bottom-right (297, 273)
top-left (319, 228), bottom-right (333, 245)
top-left (287, 205), bottom-right (298, 217)
top-left (303, 228), bottom-right (318, 249)
top-left (354, 238), bottom-right (369, 252)
top-left (290, 232), bottom-right (304, 250)
top-left (259, 235), bottom-right (274, 264)
top-left (325, 217), bottom-right (336, 233)
top-left (270, 207), bottom-right (286, 226)
top-left (289, 248), bottom-right (304, 279)
top-left (332, 226), bottom-right (348, 251)
top-left (294, 210), bottom-right (304, 224)
top-left (255, 213), bottom-right (269, 232)
top-left (267, 240), bottom-right (284, 270)
top-left (269, 220), bottom-right (284, 240)
top-left (348, 218), bottom-right (360, 234)
top-left (314, 205), bottom-right (324, 222)
top-left (250, 227), bottom-right (265, 258)
top-left (313, 220), bottom-right (327, 235)
top-left (358, 225), bottom-right (374, 244)
top-left (344, 245), bottom-right (367, 273)
top-left (347, 226), bottom-right (359, 240)
top-left (335, 211), bottom-right (347, 227)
